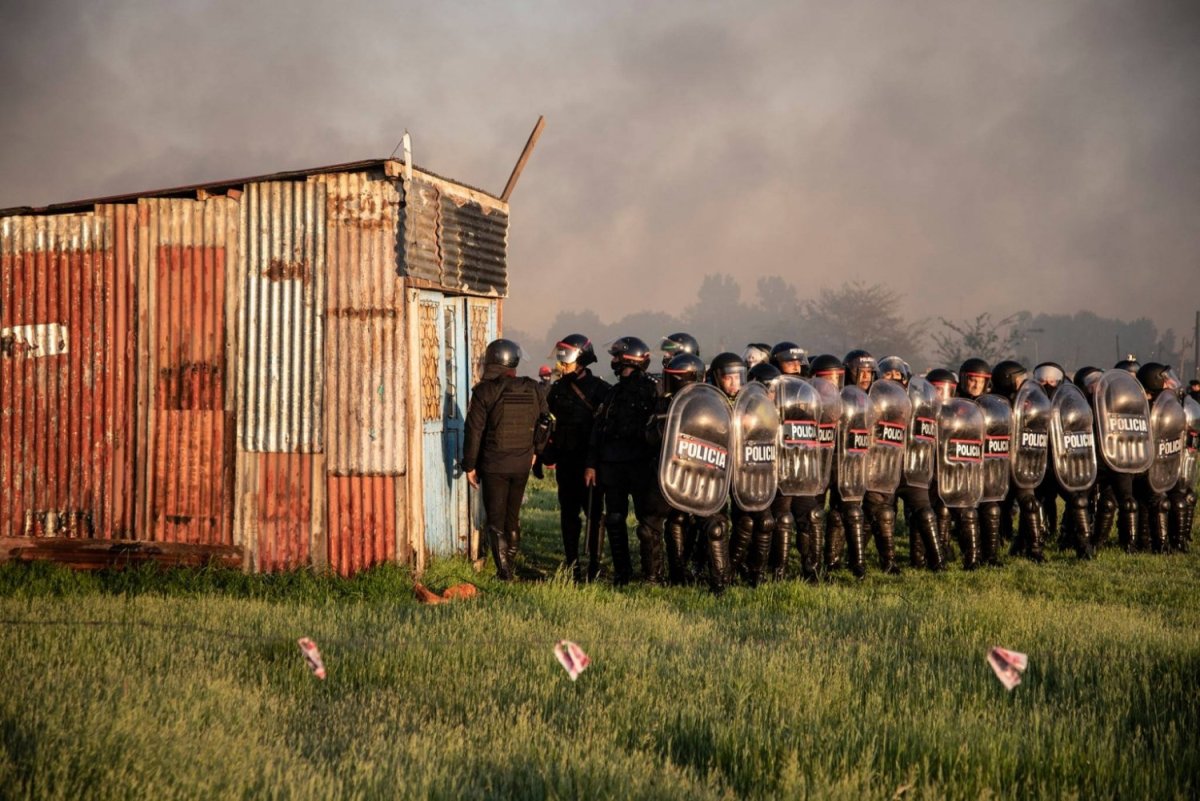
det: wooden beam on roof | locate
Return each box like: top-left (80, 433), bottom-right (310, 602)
top-left (500, 116), bottom-right (545, 202)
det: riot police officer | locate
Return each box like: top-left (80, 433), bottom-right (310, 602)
top-left (544, 334), bottom-right (611, 581)
top-left (810, 355), bottom-right (849, 572)
top-left (463, 339), bottom-right (549, 581)
top-left (585, 337), bottom-right (669, 584)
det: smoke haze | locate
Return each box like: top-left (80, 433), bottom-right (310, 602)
top-left (2, 0), bottom-right (1197, 347)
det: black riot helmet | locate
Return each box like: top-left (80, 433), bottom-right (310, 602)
top-left (957, 358), bottom-right (992, 399)
top-left (769, 341), bottom-right (810, 376)
top-left (608, 336), bottom-right (652, 375)
top-left (660, 332), bottom-right (700, 367)
top-left (748, 362), bottom-right (783, 393)
top-left (1073, 366), bottom-right (1103, 396)
top-left (810, 354), bottom-right (846, 389)
top-left (708, 352), bottom-right (748, 397)
top-left (926, 368), bottom-right (958, 402)
top-left (1136, 362), bottom-right (1181, 399)
top-left (1033, 362), bottom-right (1066, 395)
top-left (990, 360), bottom-right (1027, 399)
top-left (662, 352), bottom-right (705, 396)
top-left (1114, 357), bottom-right (1141, 375)
top-left (877, 356), bottom-right (911, 387)
top-left (843, 349), bottom-right (877, 389)
top-left (484, 338), bottom-right (522, 369)
top-left (551, 333), bottom-right (596, 368)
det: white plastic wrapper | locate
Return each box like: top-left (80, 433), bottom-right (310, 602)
top-left (298, 637), bottom-right (327, 680)
top-left (987, 646), bottom-right (1028, 691)
top-left (553, 640), bottom-right (590, 681)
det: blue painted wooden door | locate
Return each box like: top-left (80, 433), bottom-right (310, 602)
top-left (421, 291), bottom-right (469, 557)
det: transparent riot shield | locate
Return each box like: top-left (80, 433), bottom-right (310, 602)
top-left (812, 376), bottom-right (843, 491)
top-left (731, 382), bottom-right (780, 512)
top-left (1148, 391), bottom-right (1186, 495)
top-left (1181, 395), bottom-right (1200, 491)
top-left (866, 380), bottom-right (911, 494)
top-left (1010, 380), bottom-right (1051, 489)
top-left (1093, 370), bottom-right (1153, 474)
top-left (775, 376), bottom-right (825, 497)
top-left (977, 394), bottom-right (1013, 503)
top-left (1050, 382), bottom-right (1097, 493)
top-left (936, 398), bottom-right (985, 509)
top-left (658, 383), bottom-right (733, 517)
top-left (904, 376), bottom-right (939, 489)
top-left (838, 385), bottom-right (874, 502)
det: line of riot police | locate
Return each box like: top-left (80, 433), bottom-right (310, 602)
top-left (537, 333), bottom-right (1199, 592)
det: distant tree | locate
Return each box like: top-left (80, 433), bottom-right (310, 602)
top-left (931, 313), bottom-right (1024, 367)
top-left (682, 273), bottom-right (750, 354)
top-left (803, 280), bottom-right (924, 362)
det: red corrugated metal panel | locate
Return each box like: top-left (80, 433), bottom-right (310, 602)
top-left (1, 211), bottom-right (135, 540)
top-left (327, 474), bottom-right (396, 577)
top-left (137, 197), bottom-right (237, 545)
top-left (254, 452), bottom-right (312, 572)
top-left (313, 172), bottom-right (406, 476)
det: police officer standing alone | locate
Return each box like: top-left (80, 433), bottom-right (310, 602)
top-left (462, 339), bottom-right (549, 581)
top-left (543, 334), bottom-right (611, 581)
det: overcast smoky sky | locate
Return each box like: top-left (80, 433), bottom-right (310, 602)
top-left (1, 0), bottom-right (1197, 343)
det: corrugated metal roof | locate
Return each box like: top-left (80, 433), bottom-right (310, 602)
top-left (0, 158), bottom-right (506, 218)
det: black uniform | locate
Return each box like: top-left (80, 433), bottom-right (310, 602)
top-left (544, 367), bottom-right (610, 580)
top-left (587, 371), bottom-right (669, 584)
top-left (462, 364), bottom-right (548, 580)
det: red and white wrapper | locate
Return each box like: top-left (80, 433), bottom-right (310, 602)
top-left (987, 646), bottom-right (1028, 691)
top-left (298, 637), bottom-right (327, 680)
top-left (553, 640), bottom-right (590, 681)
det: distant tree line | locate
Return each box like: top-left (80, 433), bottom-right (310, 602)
top-left (508, 274), bottom-right (1187, 378)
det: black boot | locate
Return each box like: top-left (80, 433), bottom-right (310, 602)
top-left (744, 513), bottom-right (774, 586)
top-left (1180, 492), bottom-right (1197, 553)
top-left (998, 500), bottom-right (1014, 546)
top-left (771, 511), bottom-right (794, 581)
top-left (871, 507), bottom-right (900, 574)
top-left (704, 516), bottom-right (730, 594)
top-left (1092, 490), bottom-right (1117, 550)
top-left (664, 511), bottom-right (689, 585)
top-left (1067, 498), bottom-right (1094, 559)
top-left (636, 521), bottom-right (666, 585)
top-left (1028, 506), bottom-right (1047, 563)
top-left (1117, 500), bottom-right (1139, 553)
top-left (825, 507), bottom-right (845, 572)
top-left (1148, 496), bottom-right (1169, 554)
top-left (913, 507), bottom-right (944, 571)
top-left (1168, 493), bottom-right (1189, 553)
top-left (956, 509), bottom-right (980, 570)
top-left (979, 503), bottom-right (1002, 567)
top-left (937, 507), bottom-right (955, 562)
top-left (507, 529), bottom-right (521, 573)
top-left (729, 511), bottom-right (755, 580)
top-left (909, 509), bottom-right (927, 569)
top-left (488, 526), bottom-right (512, 581)
top-left (801, 507), bottom-right (825, 583)
top-left (1136, 505), bottom-right (1151, 552)
top-left (606, 513), bottom-right (633, 585)
top-left (844, 504), bottom-right (867, 579)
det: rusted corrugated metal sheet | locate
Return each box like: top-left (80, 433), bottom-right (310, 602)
top-left (313, 172), bottom-right (406, 476)
top-left (137, 197), bottom-right (237, 546)
top-left (1, 210), bottom-right (136, 541)
top-left (251, 452), bottom-right (313, 572)
top-left (327, 475), bottom-right (398, 576)
top-left (440, 193), bottom-right (508, 296)
top-left (237, 181), bottom-right (325, 453)
top-left (400, 177), bottom-right (442, 284)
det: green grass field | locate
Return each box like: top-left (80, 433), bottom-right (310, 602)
top-left (2, 476), bottom-right (1198, 800)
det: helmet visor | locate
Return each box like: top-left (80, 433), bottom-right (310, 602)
top-left (551, 340), bottom-right (585, 365)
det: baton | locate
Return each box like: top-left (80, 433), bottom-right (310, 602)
top-left (584, 482), bottom-right (600, 581)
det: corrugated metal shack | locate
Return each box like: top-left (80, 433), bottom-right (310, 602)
top-left (0, 159), bottom-right (507, 574)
